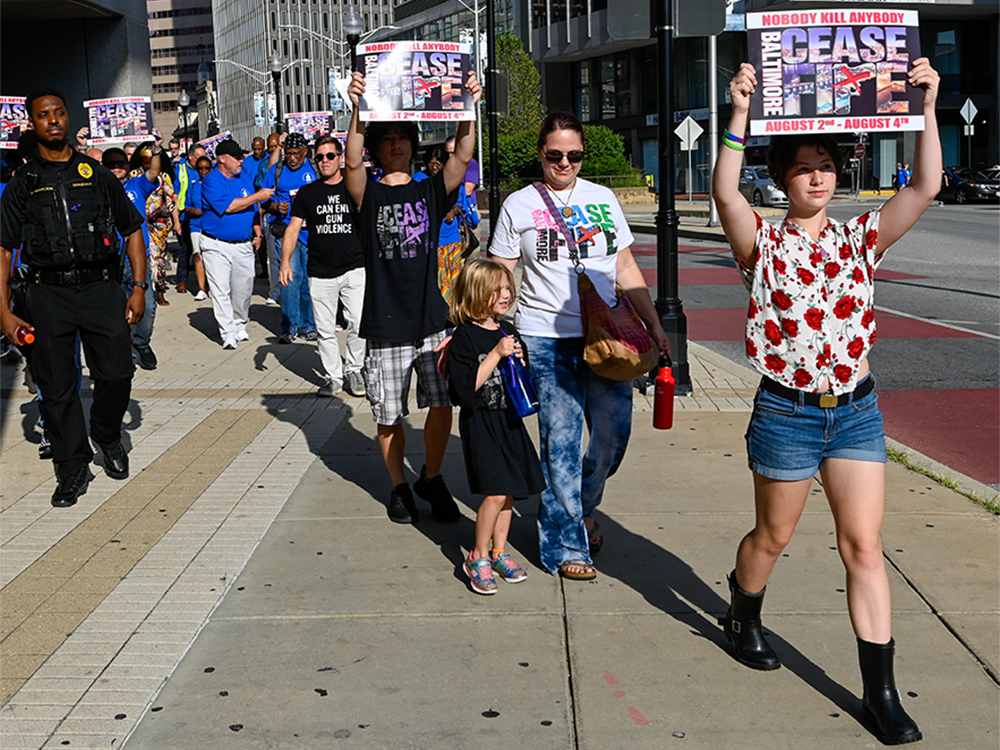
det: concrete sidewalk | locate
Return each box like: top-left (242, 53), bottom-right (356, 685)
top-left (1, 276), bottom-right (997, 749)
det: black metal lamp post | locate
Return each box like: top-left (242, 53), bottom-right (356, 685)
top-left (178, 89), bottom-right (191, 143)
top-left (485, 0), bottom-right (499, 234)
top-left (270, 53), bottom-right (283, 134)
top-left (654, 0), bottom-right (692, 394)
top-left (344, 6), bottom-right (363, 73)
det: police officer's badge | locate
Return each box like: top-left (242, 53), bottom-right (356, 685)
top-left (78, 163), bottom-right (93, 179)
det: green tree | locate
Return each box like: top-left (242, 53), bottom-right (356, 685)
top-left (496, 31), bottom-right (545, 139)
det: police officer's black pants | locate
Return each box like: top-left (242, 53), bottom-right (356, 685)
top-left (24, 279), bottom-right (134, 479)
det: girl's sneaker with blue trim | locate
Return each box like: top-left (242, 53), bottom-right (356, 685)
top-left (464, 554), bottom-right (498, 595)
top-left (491, 552), bottom-right (528, 583)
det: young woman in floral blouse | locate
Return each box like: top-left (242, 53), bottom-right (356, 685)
top-left (712, 58), bottom-right (941, 746)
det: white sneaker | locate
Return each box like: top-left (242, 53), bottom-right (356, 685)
top-left (265, 297), bottom-right (279, 306)
top-left (317, 379), bottom-right (340, 397)
top-left (193, 290), bottom-right (208, 301)
top-left (344, 370), bottom-right (366, 397)
top-left (236, 330), bottom-right (250, 341)
top-left (222, 339), bottom-right (237, 350)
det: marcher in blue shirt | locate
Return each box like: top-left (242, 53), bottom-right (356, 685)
top-left (103, 145), bottom-right (162, 370)
top-left (199, 138), bottom-right (272, 349)
top-left (262, 132), bottom-right (319, 343)
top-left (175, 144), bottom-right (207, 295)
top-left (183, 156), bottom-right (213, 300)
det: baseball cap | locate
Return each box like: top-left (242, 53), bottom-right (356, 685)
top-left (216, 139), bottom-right (248, 158)
top-left (284, 132), bottom-right (309, 150)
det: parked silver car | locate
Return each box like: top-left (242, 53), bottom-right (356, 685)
top-left (739, 166), bottom-right (789, 207)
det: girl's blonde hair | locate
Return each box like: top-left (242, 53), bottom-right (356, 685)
top-left (449, 258), bottom-right (517, 326)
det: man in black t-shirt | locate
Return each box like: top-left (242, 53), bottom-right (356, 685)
top-left (281, 135), bottom-right (366, 398)
top-left (345, 70), bottom-right (482, 525)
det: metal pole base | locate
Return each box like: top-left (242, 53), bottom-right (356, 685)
top-left (656, 299), bottom-right (693, 396)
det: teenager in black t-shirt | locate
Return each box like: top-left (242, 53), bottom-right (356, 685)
top-left (282, 135), bottom-right (366, 398)
top-left (344, 69), bottom-right (482, 526)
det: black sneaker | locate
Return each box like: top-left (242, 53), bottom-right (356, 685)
top-left (387, 483), bottom-right (419, 524)
top-left (51, 465), bottom-right (92, 508)
top-left (134, 344), bottom-right (158, 370)
top-left (38, 430), bottom-right (53, 460)
top-left (413, 465), bottom-right (460, 523)
top-left (97, 441), bottom-right (129, 480)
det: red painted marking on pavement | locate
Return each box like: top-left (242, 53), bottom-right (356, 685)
top-left (876, 311), bottom-right (978, 339)
top-left (628, 707), bottom-right (650, 726)
top-left (631, 244), bottom-right (721, 256)
top-left (879, 388), bottom-right (999, 485)
top-left (603, 673), bottom-right (619, 685)
top-left (612, 690), bottom-right (626, 698)
top-left (641, 268), bottom-right (744, 286)
top-left (875, 270), bottom-right (924, 280)
top-left (686, 308), bottom-right (748, 341)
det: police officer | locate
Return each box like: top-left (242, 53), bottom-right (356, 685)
top-left (0, 88), bottom-right (147, 508)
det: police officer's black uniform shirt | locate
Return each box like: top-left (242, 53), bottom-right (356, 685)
top-left (0, 150), bottom-right (144, 269)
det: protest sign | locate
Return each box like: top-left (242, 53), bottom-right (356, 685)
top-left (84, 97), bottom-right (154, 145)
top-left (747, 9), bottom-right (923, 135)
top-left (286, 112), bottom-right (334, 141)
top-left (356, 41), bottom-right (475, 122)
top-left (1, 96), bottom-right (28, 149)
top-left (199, 131), bottom-right (233, 160)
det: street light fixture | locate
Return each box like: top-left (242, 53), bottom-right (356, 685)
top-left (178, 89), bottom-right (191, 142)
top-left (270, 53), bottom-right (284, 134)
top-left (344, 6), bottom-right (363, 73)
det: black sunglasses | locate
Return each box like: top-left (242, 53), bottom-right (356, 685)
top-left (543, 150), bottom-right (585, 164)
top-left (315, 151), bottom-right (341, 161)
top-left (104, 160), bottom-right (129, 168)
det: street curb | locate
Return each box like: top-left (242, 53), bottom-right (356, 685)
top-left (884, 437), bottom-right (999, 507)
top-left (627, 220), bottom-right (729, 243)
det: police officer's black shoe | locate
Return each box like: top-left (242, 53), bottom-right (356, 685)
top-left (98, 442), bottom-right (129, 480)
top-left (51, 466), bottom-right (93, 508)
top-left (38, 430), bottom-right (53, 460)
top-left (134, 344), bottom-right (158, 371)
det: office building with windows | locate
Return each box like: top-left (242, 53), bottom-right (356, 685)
top-left (212, 0), bottom-right (395, 147)
top-left (147, 0), bottom-right (216, 138)
top-left (521, 0), bottom-right (998, 192)
top-left (0, 0), bottom-right (151, 128)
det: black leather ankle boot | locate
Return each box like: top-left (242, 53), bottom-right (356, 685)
top-left (858, 638), bottom-right (922, 745)
top-left (719, 569), bottom-right (781, 670)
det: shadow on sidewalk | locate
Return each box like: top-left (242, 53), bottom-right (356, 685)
top-left (591, 512), bottom-right (864, 723)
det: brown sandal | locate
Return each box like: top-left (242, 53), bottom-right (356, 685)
top-left (586, 519), bottom-right (603, 555)
top-left (558, 561), bottom-right (597, 581)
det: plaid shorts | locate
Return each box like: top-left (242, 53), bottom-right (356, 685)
top-left (364, 330), bottom-right (452, 425)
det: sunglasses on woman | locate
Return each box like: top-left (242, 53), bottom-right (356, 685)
top-left (104, 160), bottom-right (129, 169)
top-left (543, 150), bottom-right (585, 164)
top-left (315, 151), bottom-right (341, 161)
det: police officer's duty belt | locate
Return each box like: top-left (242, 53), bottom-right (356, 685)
top-left (29, 266), bottom-right (115, 287)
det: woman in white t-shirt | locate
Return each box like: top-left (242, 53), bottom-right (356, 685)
top-left (491, 111), bottom-right (669, 581)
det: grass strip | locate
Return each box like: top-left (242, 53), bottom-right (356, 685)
top-left (886, 445), bottom-right (1000, 515)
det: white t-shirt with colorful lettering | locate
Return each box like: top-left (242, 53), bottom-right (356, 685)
top-left (490, 179), bottom-right (634, 338)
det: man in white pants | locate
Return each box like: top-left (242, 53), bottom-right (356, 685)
top-left (199, 139), bottom-right (274, 348)
top-left (280, 135), bottom-right (366, 397)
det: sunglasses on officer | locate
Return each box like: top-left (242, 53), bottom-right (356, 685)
top-left (542, 150), bottom-right (585, 164)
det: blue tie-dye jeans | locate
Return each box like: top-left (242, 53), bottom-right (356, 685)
top-left (521, 335), bottom-right (633, 573)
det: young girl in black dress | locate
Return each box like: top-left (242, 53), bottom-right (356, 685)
top-left (448, 259), bottom-right (546, 595)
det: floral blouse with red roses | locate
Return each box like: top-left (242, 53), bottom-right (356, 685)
top-left (734, 208), bottom-right (883, 395)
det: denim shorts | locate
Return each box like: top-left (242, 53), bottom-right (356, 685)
top-left (745, 377), bottom-right (886, 482)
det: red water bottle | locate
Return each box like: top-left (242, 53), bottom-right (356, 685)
top-left (14, 326), bottom-right (35, 346)
top-left (653, 355), bottom-right (675, 430)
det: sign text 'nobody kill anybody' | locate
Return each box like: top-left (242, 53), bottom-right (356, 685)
top-left (748, 9), bottom-right (924, 135)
